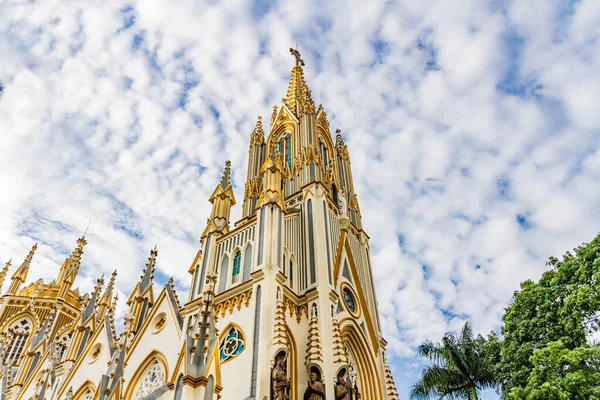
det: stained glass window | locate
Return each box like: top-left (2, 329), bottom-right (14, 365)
top-left (343, 288), bottom-right (356, 314)
top-left (3, 319), bottom-right (31, 365)
top-left (232, 251), bottom-right (241, 284)
top-left (320, 140), bottom-right (328, 168)
top-left (278, 134), bottom-right (292, 170)
top-left (219, 326), bottom-right (245, 363)
top-left (134, 360), bottom-right (165, 400)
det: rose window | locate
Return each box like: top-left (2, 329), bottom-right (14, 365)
top-left (134, 360), bottom-right (165, 400)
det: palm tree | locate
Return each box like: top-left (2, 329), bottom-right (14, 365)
top-left (410, 321), bottom-right (498, 400)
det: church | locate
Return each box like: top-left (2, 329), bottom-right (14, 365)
top-left (0, 49), bottom-right (399, 400)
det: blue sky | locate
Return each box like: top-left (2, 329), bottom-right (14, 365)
top-left (1, 0), bottom-right (600, 398)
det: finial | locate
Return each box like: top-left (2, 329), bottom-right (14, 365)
top-left (83, 221), bottom-right (91, 238)
top-left (252, 116), bottom-right (265, 144)
top-left (168, 277), bottom-right (174, 286)
top-left (271, 105), bottom-right (278, 125)
top-left (20, 243), bottom-right (38, 271)
top-left (75, 236), bottom-right (87, 253)
top-left (96, 275), bottom-right (105, 288)
top-left (289, 47), bottom-right (305, 67)
top-left (0, 260), bottom-right (10, 293)
top-left (205, 272), bottom-right (218, 291)
top-left (220, 160), bottom-right (232, 188)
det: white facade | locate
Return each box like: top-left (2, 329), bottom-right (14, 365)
top-left (0, 61), bottom-right (399, 400)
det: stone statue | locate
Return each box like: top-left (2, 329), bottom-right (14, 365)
top-left (272, 353), bottom-right (290, 400)
top-left (335, 370), bottom-right (351, 400)
top-left (303, 369), bottom-right (325, 400)
top-left (338, 188), bottom-right (348, 217)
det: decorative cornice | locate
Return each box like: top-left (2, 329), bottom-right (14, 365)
top-left (214, 288), bottom-right (252, 318)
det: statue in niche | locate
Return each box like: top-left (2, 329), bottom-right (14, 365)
top-left (272, 351), bottom-right (290, 400)
top-left (338, 188), bottom-right (348, 217)
top-left (335, 369), bottom-right (351, 400)
top-left (303, 367), bottom-right (325, 400)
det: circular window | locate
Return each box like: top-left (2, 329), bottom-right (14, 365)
top-left (343, 288), bottom-right (357, 314)
top-left (88, 343), bottom-right (102, 363)
top-left (152, 313), bottom-right (167, 334)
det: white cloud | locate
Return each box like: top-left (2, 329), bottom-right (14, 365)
top-left (1, 0), bottom-right (600, 397)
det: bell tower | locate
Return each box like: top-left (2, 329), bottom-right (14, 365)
top-left (181, 48), bottom-right (399, 400)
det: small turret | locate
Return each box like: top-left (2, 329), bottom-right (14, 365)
top-left (81, 275), bottom-right (104, 325)
top-left (0, 260), bottom-right (11, 294)
top-left (242, 117), bottom-right (266, 219)
top-left (7, 243), bottom-right (37, 295)
top-left (255, 141), bottom-right (286, 210)
top-left (201, 161), bottom-right (236, 239)
top-left (126, 247), bottom-right (157, 334)
top-left (97, 270), bottom-right (117, 322)
top-left (57, 236), bottom-right (87, 298)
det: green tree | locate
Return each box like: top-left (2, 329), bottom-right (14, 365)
top-left (507, 341), bottom-right (600, 400)
top-left (410, 321), bottom-right (498, 400)
top-left (499, 233), bottom-right (600, 396)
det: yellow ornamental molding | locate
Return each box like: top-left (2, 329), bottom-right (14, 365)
top-left (331, 313), bottom-right (347, 365)
top-left (214, 289), bottom-right (252, 318)
top-left (384, 354), bottom-right (400, 400)
top-left (304, 304), bottom-right (323, 366)
top-left (283, 297), bottom-right (308, 323)
top-left (273, 290), bottom-right (288, 347)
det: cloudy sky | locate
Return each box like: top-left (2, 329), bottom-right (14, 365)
top-left (1, 0), bottom-right (599, 397)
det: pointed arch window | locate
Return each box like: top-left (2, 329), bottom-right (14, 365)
top-left (278, 133), bottom-right (292, 170)
top-left (232, 251), bottom-right (241, 284)
top-left (3, 318), bottom-right (32, 365)
top-left (319, 140), bottom-right (328, 169)
top-left (134, 359), bottom-right (166, 400)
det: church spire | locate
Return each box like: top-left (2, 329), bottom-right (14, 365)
top-left (201, 160), bottom-right (236, 239)
top-left (97, 270), bottom-right (117, 321)
top-left (242, 118), bottom-right (266, 219)
top-left (138, 245), bottom-right (157, 295)
top-left (283, 47), bottom-right (315, 117)
top-left (81, 275), bottom-right (104, 324)
top-left (0, 260), bottom-right (11, 294)
top-left (126, 246), bottom-right (158, 334)
top-left (57, 236), bottom-right (87, 298)
top-left (7, 243), bottom-right (37, 294)
top-left (220, 160), bottom-right (232, 189)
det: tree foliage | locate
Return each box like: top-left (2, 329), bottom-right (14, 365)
top-left (499, 233), bottom-right (600, 397)
top-left (507, 341), bottom-right (600, 400)
top-left (410, 321), bottom-right (499, 400)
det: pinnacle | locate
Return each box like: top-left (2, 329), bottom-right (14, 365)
top-left (336, 129), bottom-right (343, 145)
top-left (283, 65), bottom-right (315, 117)
top-left (220, 160), bottom-right (232, 189)
top-left (15, 243), bottom-right (37, 276)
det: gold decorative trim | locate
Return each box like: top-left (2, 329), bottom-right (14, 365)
top-left (214, 288), bottom-right (252, 318)
top-left (182, 375), bottom-right (208, 388)
top-left (283, 296), bottom-right (308, 323)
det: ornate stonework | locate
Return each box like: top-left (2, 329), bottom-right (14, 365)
top-left (0, 50), bottom-right (397, 400)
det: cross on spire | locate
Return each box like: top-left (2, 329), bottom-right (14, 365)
top-left (289, 46), bottom-right (305, 67)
